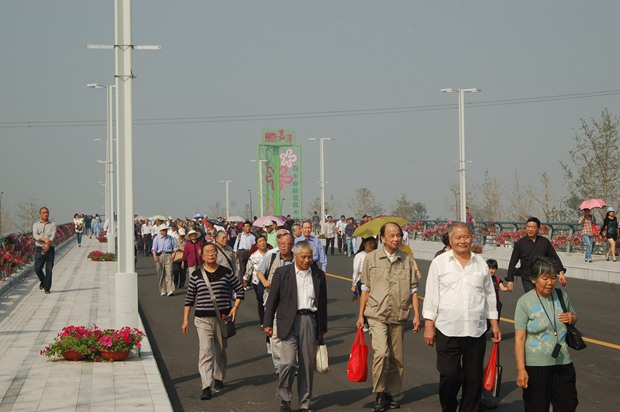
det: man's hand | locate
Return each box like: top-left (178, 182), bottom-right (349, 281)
top-left (261, 279), bottom-right (271, 288)
top-left (264, 326), bottom-right (273, 337)
top-left (153, 256), bottom-right (158, 263)
top-left (423, 320), bottom-right (436, 347)
top-left (506, 281), bottom-right (514, 292)
top-left (559, 273), bottom-right (567, 287)
top-left (412, 315), bottom-right (421, 333)
top-left (355, 316), bottom-right (365, 330)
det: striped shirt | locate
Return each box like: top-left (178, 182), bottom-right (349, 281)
top-left (185, 265), bottom-right (244, 317)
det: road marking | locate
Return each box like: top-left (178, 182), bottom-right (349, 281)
top-left (326, 272), bottom-right (620, 350)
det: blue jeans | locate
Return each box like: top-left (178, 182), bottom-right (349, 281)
top-left (583, 234), bottom-right (593, 260)
top-left (35, 247), bottom-right (55, 291)
top-left (76, 232), bottom-right (83, 245)
top-left (346, 236), bottom-right (356, 255)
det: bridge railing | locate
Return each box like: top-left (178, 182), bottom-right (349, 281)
top-left (0, 223), bottom-right (74, 281)
top-left (406, 220), bottom-right (597, 254)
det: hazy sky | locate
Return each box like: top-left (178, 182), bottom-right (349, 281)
top-left (1, 1), bottom-right (619, 226)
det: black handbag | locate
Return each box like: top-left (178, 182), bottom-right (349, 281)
top-left (555, 289), bottom-right (586, 350)
top-left (200, 268), bottom-right (237, 338)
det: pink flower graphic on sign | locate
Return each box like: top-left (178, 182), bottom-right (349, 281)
top-left (266, 165), bottom-right (294, 191)
top-left (279, 148), bottom-right (298, 168)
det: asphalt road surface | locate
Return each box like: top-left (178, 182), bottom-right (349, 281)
top-left (137, 251), bottom-right (620, 411)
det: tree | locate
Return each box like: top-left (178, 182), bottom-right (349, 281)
top-left (526, 172), bottom-right (558, 222)
top-left (444, 181), bottom-right (476, 221)
top-left (307, 194), bottom-right (341, 219)
top-left (478, 169), bottom-right (503, 222)
top-left (348, 188), bottom-right (384, 219)
top-left (239, 203), bottom-right (252, 221)
top-left (15, 197), bottom-right (41, 231)
top-left (208, 201), bottom-right (226, 219)
top-left (390, 194), bottom-right (428, 221)
top-left (508, 173), bottom-right (533, 221)
top-left (561, 108), bottom-right (620, 209)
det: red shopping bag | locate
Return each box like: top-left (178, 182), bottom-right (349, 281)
top-left (483, 342), bottom-right (499, 392)
top-left (347, 328), bottom-right (369, 382)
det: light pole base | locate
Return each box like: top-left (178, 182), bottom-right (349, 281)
top-left (115, 272), bottom-right (138, 329)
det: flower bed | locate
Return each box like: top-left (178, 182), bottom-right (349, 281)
top-left (96, 236), bottom-right (108, 243)
top-left (470, 243), bottom-right (483, 254)
top-left (87, 251), bottom-right (117, 261)
top-left (41, 325), bottom-right (144, 361)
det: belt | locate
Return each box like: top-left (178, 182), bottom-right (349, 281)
top-left (156, 252), bottom-right (172, 256)
top-left (297, 309), bottom-right (316, 316)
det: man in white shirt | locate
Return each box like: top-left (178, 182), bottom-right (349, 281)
top-left (423, 222), bottom-right (501, 412)
top-left (322, 215), bottom-right (336, 256)
top-left (141, 219), bottom-right (152, 256)
top-left (335, 215), bottom-right (347, 254)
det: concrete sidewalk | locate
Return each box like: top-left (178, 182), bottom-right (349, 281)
top-left (410, 239), bottom-right (620, 284)
top-left (0, 237), bottom-right (172, 412)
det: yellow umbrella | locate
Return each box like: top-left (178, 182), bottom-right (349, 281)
top-left (352, 216), bottom-right (409, 238)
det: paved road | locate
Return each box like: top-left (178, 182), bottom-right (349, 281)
top-left (137, 252), bottom-right (620, 411)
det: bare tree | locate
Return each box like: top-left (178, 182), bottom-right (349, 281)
top-left (390, 194), bottom-right (428, 221)
top-left (348, 188), bottom-right (384, 219)
top-left (526, 172), bottom-right (556, 221)
top-left (509, 173), bottom-right (533, 221)
top-left (239, 203), bottom-right (253, 220)
top-left (478, 169), bottom-right (503, 221)
top-left (15, 197), bottom-right (41, 231)
top-left (561, 108), bottom-right (620, 209)
top-left (307, 194), bottom-right (340, 219)
top-left (208, 201), bottom-right (226, 219)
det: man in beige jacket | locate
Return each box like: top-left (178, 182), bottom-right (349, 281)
top-left (356, 222), bottom-right (421, 412)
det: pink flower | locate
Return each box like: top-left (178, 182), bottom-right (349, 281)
top-left (265, 165), bottom-right (294, 191)
top-left (279, 148), bottom-right (298, 168)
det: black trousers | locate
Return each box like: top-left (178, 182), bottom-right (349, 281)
top-left (324, 237), bottom-right (335, 255)
top-left (435, 330), bottom-right (486, 412)
top-left (143, 234), bottom-right (152, 256)
top-left (337, 234), bottom-right (344, 253)
top-left (237, 250), bottom-right (250, 284)
top-left (172, 261), bottom-right (187, 288)
top-left (253, 284), bottom-right (265, 325)
top-left (523, 363), bottom-right (578, 412)
top-left (34, 247), bottom-right (55, 292)
top-left (521, 274), bottom-right (535, 293)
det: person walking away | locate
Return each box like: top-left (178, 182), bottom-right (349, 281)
top-left (73, 213), bottom-right (84, 247)
top-left (357, 223), bottom-right (421, 412)
top-left (514, 256), bottom-right (579, 411)
top-left (152, 226), bottom-right (175, 296)
top-left (33, 207), bottom-right (57, 295)
top-left (263, 241), bottom-right (328, 412)
top-left (600, 207), bottom-right (619, 262)
top-left (505, 217), bottom-right (567, 294)
top-left (578, 209), bottom-right (595, 263)
top-left (423, 222), bottom-right (501, 412)
top-left (323, 216), bottom-right (336, 256)
top-left (182, 242), bottom-right (244, 401)
top-left (84, 214), bottom-right (92, 238)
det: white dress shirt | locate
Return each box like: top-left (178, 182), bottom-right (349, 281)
top-left (335, 220), bottom-right (347, 235)
top-left (422, 250), bottom-right (498, 338)
top-left (295, 265), bottom-right (316, 311)
top-left (352, 251), bottom-right (367, 286)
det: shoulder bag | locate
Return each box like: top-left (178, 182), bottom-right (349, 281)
top-left (200, 268), bottom-right (236, 338)
top-left (555, 289), bottom-right (586, 350)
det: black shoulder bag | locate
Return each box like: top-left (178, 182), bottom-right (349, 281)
top-left (555, 289), bottom-right (586, 350)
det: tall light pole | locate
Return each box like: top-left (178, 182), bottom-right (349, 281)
top-left (251, 159), bottom-right (267, 216)
top-left (248, 189), bottom-right (253, 219)
top-left (0, 192), bottom-right (4, 235)
top-left (89, 83), bottom-right (115, 253)
top-left (441, 88), bottom-right (481, 223)
top-left (220, 180), bottom-right (233, 219)
top-left (309, 138), bottom-right (333, 231)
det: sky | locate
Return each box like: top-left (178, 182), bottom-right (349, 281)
top-left (1, 0), bottom-right (619, 227)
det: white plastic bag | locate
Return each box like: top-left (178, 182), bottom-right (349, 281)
top-left (316, 344), bottom-right (329, 374)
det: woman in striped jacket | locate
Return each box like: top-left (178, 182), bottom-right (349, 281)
top-left (182, 242), bottom-right (244, 401)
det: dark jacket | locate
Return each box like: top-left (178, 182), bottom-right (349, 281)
top-left (263, 263), bottom-right (328, 341)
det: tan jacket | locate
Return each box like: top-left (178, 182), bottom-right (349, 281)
top-left (361, 247), bottom-right (419, 324)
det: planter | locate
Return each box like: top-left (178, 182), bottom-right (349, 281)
top-left (62, 350), bottom-right (86, 361)
top-left (91, 257), bottom-right (100, 261)
top-left (99, 350), bottom-right (130, 361)
top-left (97, 239), bottom-right (108, 243)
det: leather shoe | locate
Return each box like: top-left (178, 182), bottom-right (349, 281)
top-left (200, 387), bottom-right (212, 400)
top-left (213, 379), bottom-right (224, 391)
top-left (39, 283), bottom-right (44, 290)
top-left (384, 393), bottom-right (400, 409)
top-left (300, 409), bottom-right (313, 412)
top-left (280, 400), bottom-right (291, 412)
top-left (374, 394), bottom-right (387, 412)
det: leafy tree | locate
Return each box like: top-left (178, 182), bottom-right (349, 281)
top-left (390, 194), bottom-right (428, 221)
top-left (348, 188), bottom-right (384, 219)
top-left (561, 108), bottom-right (620, 210)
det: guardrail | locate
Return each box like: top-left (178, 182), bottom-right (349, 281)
top-left (0, 223), bottom-right (74, 281)
top-left (405, 220), bottom-right (599, 255)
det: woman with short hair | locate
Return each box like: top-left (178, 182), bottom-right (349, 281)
top-left (514, 256), bottom-right (579, 411)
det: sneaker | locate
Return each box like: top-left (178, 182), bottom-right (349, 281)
top-left (384, 393), bottom-right (400, 409)
top-left (167, 291), bottom-right (174, 296)
top-left (213, 379), bottom-right (224, 391)
top-left (200, 387), bottom-right (212, 400)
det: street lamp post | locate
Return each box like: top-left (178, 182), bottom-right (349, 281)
top-left (248, 189), bottom-right (253, 218)
top-left (220, 180), bottom-right (233, 219)
top-left (251, 159), bottom-right (267, 217)
top-left (0, 191), bottom-right (4, 235)
top-left (441, 88), bottom-right (481, 223)
top-left (89, 83), bottom-right (116, 253)
top-left (309, 138), bottom-right (333, 232)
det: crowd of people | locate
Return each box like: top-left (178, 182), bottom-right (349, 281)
top-left (125, 210), bottom-right (580, 412)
